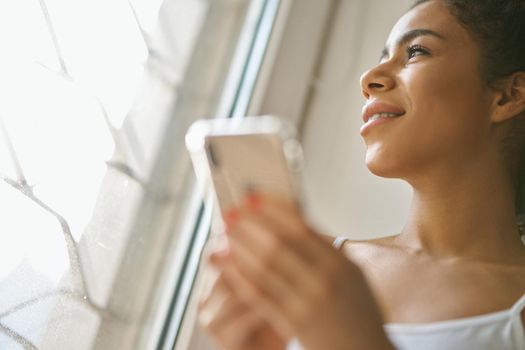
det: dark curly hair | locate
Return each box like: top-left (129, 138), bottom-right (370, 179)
top-left (412, 0), bottom-right (525, 236)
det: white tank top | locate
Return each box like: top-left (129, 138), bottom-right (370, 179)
top-left (384, 293), bottom-right (525, 350)
top-left (286, 238), bottom-right (525, 350)
top-left (287, 296), bottom-right (525, 350)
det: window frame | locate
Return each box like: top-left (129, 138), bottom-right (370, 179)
top-left (153, 1), bottom-right (284, 349)
top-left (86, 1), bottom-right (289, 349)
top-left (170, 0), bottom-right (341, 349)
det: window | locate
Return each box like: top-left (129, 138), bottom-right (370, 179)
top-left (0, 0), bottom-right (278, 348)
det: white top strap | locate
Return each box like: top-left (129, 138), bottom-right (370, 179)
top-left (511, 293), bottom-right (525, 314)
top-left (332, 236), bottom-right (349, 250)
top-left (511, 293), bottom-right (525, 348)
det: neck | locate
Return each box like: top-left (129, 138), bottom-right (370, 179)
top-left (397, 154), bottom-right (525, 264)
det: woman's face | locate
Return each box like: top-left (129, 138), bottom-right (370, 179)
top-left (360, 0), bottom-right (495, 182)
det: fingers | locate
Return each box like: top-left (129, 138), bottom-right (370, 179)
top-left (210, 252), bottom-right (293, 337)
top-left (216, 192), bottom-right (362, 335)
top-left (198, 273), bottom-right (268, 349)
top-left (201, 302), bottom-right (266, 349)
top-left (198, 273), bottom-right (232, 325)
top-left (224, 192), bottom-right (339, 294)
top-left (199, 292), bottom-right (259, 343)
top-left (229, 216), bottom-right (307, 290)
top-left (226, 192), bottom-right (330, 266)
top-left (204, 192), bottom-right (386, 350)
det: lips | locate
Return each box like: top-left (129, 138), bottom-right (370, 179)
top-left (362, 101), bottom-right (406, 123)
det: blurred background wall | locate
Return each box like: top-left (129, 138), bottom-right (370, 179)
top-left (299, 0), bottom-right (413, 240)
top-left (253, 0), bottom-right (413, 240)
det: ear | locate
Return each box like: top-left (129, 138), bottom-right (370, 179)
top-left (491, 72), bottom-right (525, 123)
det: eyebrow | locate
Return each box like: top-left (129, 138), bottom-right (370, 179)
top-left (380, 29), bottom-right (445, 61)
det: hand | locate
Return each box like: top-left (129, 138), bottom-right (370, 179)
top-left (214, 192), bottom-right (395, 350)
top-left (198, 242), bottom-right (287, 350)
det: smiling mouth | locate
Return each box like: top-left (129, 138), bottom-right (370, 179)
top-left (360, 110), bottom-right (405, 136)
top-left (362, 101), bottom-right (406, 123)
top-left (367, 112), bottom-right (404, 122)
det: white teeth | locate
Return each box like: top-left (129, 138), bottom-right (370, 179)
top-left (369, 113), bottom-right (400, 122)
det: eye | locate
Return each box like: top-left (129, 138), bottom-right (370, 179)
top-left (407, 44), bottom-right (429, 60)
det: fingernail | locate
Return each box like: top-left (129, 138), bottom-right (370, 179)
top-left (223, 208), bottom-right (239, 232)
top-left (246, 191), bottom-right (261, 212)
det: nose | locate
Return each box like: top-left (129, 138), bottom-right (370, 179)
top-left (359, 64), bottom-right (396, 99)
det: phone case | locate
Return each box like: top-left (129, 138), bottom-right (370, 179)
top-left (185, 115), bottom-right (303, 217)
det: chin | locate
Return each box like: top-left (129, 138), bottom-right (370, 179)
top-left (366, 158), bottom-right (399, 179)
top-left (364, 147), bottom-right (403, 179)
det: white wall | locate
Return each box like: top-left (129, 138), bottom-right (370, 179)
top-left (300, 0), bottom-right (413, 239)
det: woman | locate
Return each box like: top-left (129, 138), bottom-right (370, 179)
top-left (198, 0), bottom-right (525, 349)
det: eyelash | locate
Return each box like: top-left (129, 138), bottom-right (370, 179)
top-left (407, 44), bottom-right (429, 60)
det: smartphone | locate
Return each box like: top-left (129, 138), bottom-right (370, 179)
top-left (185, 115), bottom-right (303, 214)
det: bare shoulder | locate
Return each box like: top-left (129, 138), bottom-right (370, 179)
top-left (324, 234), bottom-right (525, 324)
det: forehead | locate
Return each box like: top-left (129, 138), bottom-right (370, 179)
top-left (386, 0), bottom-right (470, 47)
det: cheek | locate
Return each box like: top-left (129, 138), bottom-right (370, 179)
top-left (364, 63), bottom-right (490, 178)
top-left (405, 62), bottom-right (489, 149)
